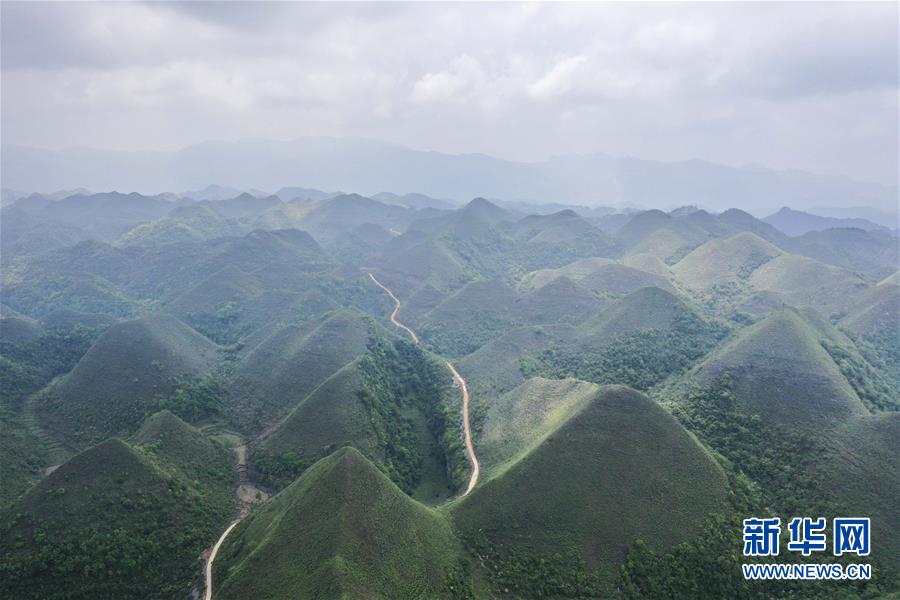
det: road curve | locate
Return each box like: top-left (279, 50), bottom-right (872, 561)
top-left (204, 520), bottom-right (239, 600)
top-left (368, 273), bottom-right (420, 344)
top-left (203, 274), bottom-right (480, 599)
top-left (368, 273), bottom-right (480, 496)
top-left (445, 360), bottom-right (480, 495)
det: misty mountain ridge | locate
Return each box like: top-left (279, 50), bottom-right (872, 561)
top-left (764, 206), bottom-right (897, 235)
top-left (3, 137), bottom-right (897, 215)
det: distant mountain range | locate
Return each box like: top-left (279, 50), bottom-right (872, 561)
top-left (3, 138), bottom-right (897, 215)
top-left (764, 206), bottom-right (897, 235)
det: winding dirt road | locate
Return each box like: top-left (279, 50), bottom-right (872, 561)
top-left (203, 275), bottom-right (481, 599)
top-left (368, 273), bottom-right (420, 344)
top-left (204, 520), bottom-right (239, 600)
top-left (203, 444), bottom-right (266, 599)
top-left (368, 273), bottom-right (480, 496)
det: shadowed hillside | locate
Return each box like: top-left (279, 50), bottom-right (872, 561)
top-left (672, 232), bottom-right (872, 317)
top-left (681, 308), bottom-right (867, 428)
top-left (254, 336), bottom-right (462, 501)
top-left (37, 314), bottom-right (220, 447)
top-left (0, 433), bottom-right (233, 600)
top-left (452, 385), bottom-right (729, 596)
top-left (225, 310), bottom-right (378, 433)
top-left (213, 447), bottom-right (464, 600)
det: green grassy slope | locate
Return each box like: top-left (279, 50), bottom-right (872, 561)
top-left (507, 210), bottom-right (621, 270)
top-left (475, 377), bottom-right (599, 481)
top-left (400, 282), bottom-right (448, 323)
top-left (131, 410), bottom-right (236, 512)
top-left (784, 227), bottom-right (899, 280)
top-left (841, 282), bottom-right (900, 336)
top-left (664, 310), bottom-right (899, 592)
top-left (417, 280), bottom-right (520, 357)
top-left (0, 313), bottom-right (114, 506)
top-left (214, 447), bottom-right (464, 600)
top-left (0, 401), bottom-right (47, 510)
top-left (254, 360), bottom-right (379, 483)
top-left (296, 194), bottom-right (415, 242)
top-left (2, 272), bottom-right (142, 319)
top-left (117, 204), bottom-right (243, 246)
top-left (452, 385), bottom-right (729, 596)
top-left (614, 209), bottom-right (672, 246)
top-left (37, 314), bottom-right (220, 447)
top-left (839, 282), bottom-right (900, 392)
top-left (456, 324), bottom-right (577, 399)
top-left (0, 437), bottom-right (232, 599)
top-left (418, 275), bottom-right (608, 358)
top-left (513, 276), bottom-right (604, 323)
top-left (183, 229), bottom-right (334, 293)
top-left (254, 337), bottom-right (461, 500)
top-left (748, 253), bottom-right (871, 316)
top-left (672, 232), bottom-right (783, 291)
top-left (687, 307), bottom-right (867, 428)
top-left (818, 413), bottom-right (900, 574)
top-left (671, 232), bottom-right (874, 317)
top-left (838, 283), bottom-right (900, 344)
top-left (399, 202), bottom-right (517, 284)
top-left (376, 234), bottom-right (474, 293)
top-left (615, 208), bottom-right (787, 265)
top-left (621, 252), bottom-right (673, 278)
top-left (527, 261), bottom-right (675, 297)
top-left (225, 309), bottom-right (376, 433)
top-left (616, 210), bottom-right (716, 262)
top-left (457, 287), bottom-right (721, 406)
top-left (163, 263), bottom-right (333, 344)
top-left (523, 257), bottom-right (615, 289)
top-left (542, 287), bottom-right (728, 392)
top-left (575, 286), bottom-right (701, 344)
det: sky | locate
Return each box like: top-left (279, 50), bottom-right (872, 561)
top-left (2, 1), bottom-right (898, 185)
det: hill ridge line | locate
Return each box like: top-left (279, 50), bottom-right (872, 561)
top-left (368, 273), bottom-right (480, 496)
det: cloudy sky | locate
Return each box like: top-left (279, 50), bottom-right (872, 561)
top-left (2, 1), bottom-right (898, 184)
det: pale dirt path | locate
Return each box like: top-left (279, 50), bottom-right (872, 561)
top-left (368, 273), bottom-right (480, 496)
top-left (203, 444), bottom-right (267, 599)
top-left (368, 273), bottom-right (420, 344)
top-left (204, 519), bottom-right (239, 600)
top-left (445, 361), bottom-right (480, 496)
top-left (204, 274), bottom-right (483, 598)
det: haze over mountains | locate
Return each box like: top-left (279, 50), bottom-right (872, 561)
top-left (4, 138), bottom-right (898, 216)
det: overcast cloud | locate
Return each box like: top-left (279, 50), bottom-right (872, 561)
top-left (1, 1), bottom-right (897, 185)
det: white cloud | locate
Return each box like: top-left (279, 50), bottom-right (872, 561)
top-left (412, 55), bottom-right (484, 103)
top-left (413, 71), bottom-right (467, 103)
top-left (634, 18), bottom-right (717, 60)
top-left (528, 55), bottom-right (587, 100)
top-left (1, 2), bottom-right (897, 184)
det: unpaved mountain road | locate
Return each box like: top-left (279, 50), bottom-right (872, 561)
top-left (204, 520), bottom-right (238, 600)
top-left (368, 273), bottom-right (420, 344)
top-left (203, 444), bottom-right (266, 600)
top-left (203, 275), bottom-right (482, 599)
top-left (368, 273), bottom-right (480, 496)
top-left (445, 360), bottom-right (480, 495)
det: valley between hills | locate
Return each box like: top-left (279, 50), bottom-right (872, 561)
top-left (0, 189), bottom-right (897, 599)
top-left (204, 272), bottom-right (481, 598)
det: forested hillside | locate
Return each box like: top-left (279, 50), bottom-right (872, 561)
top-left (1, 189), bottom-right (896, 599)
